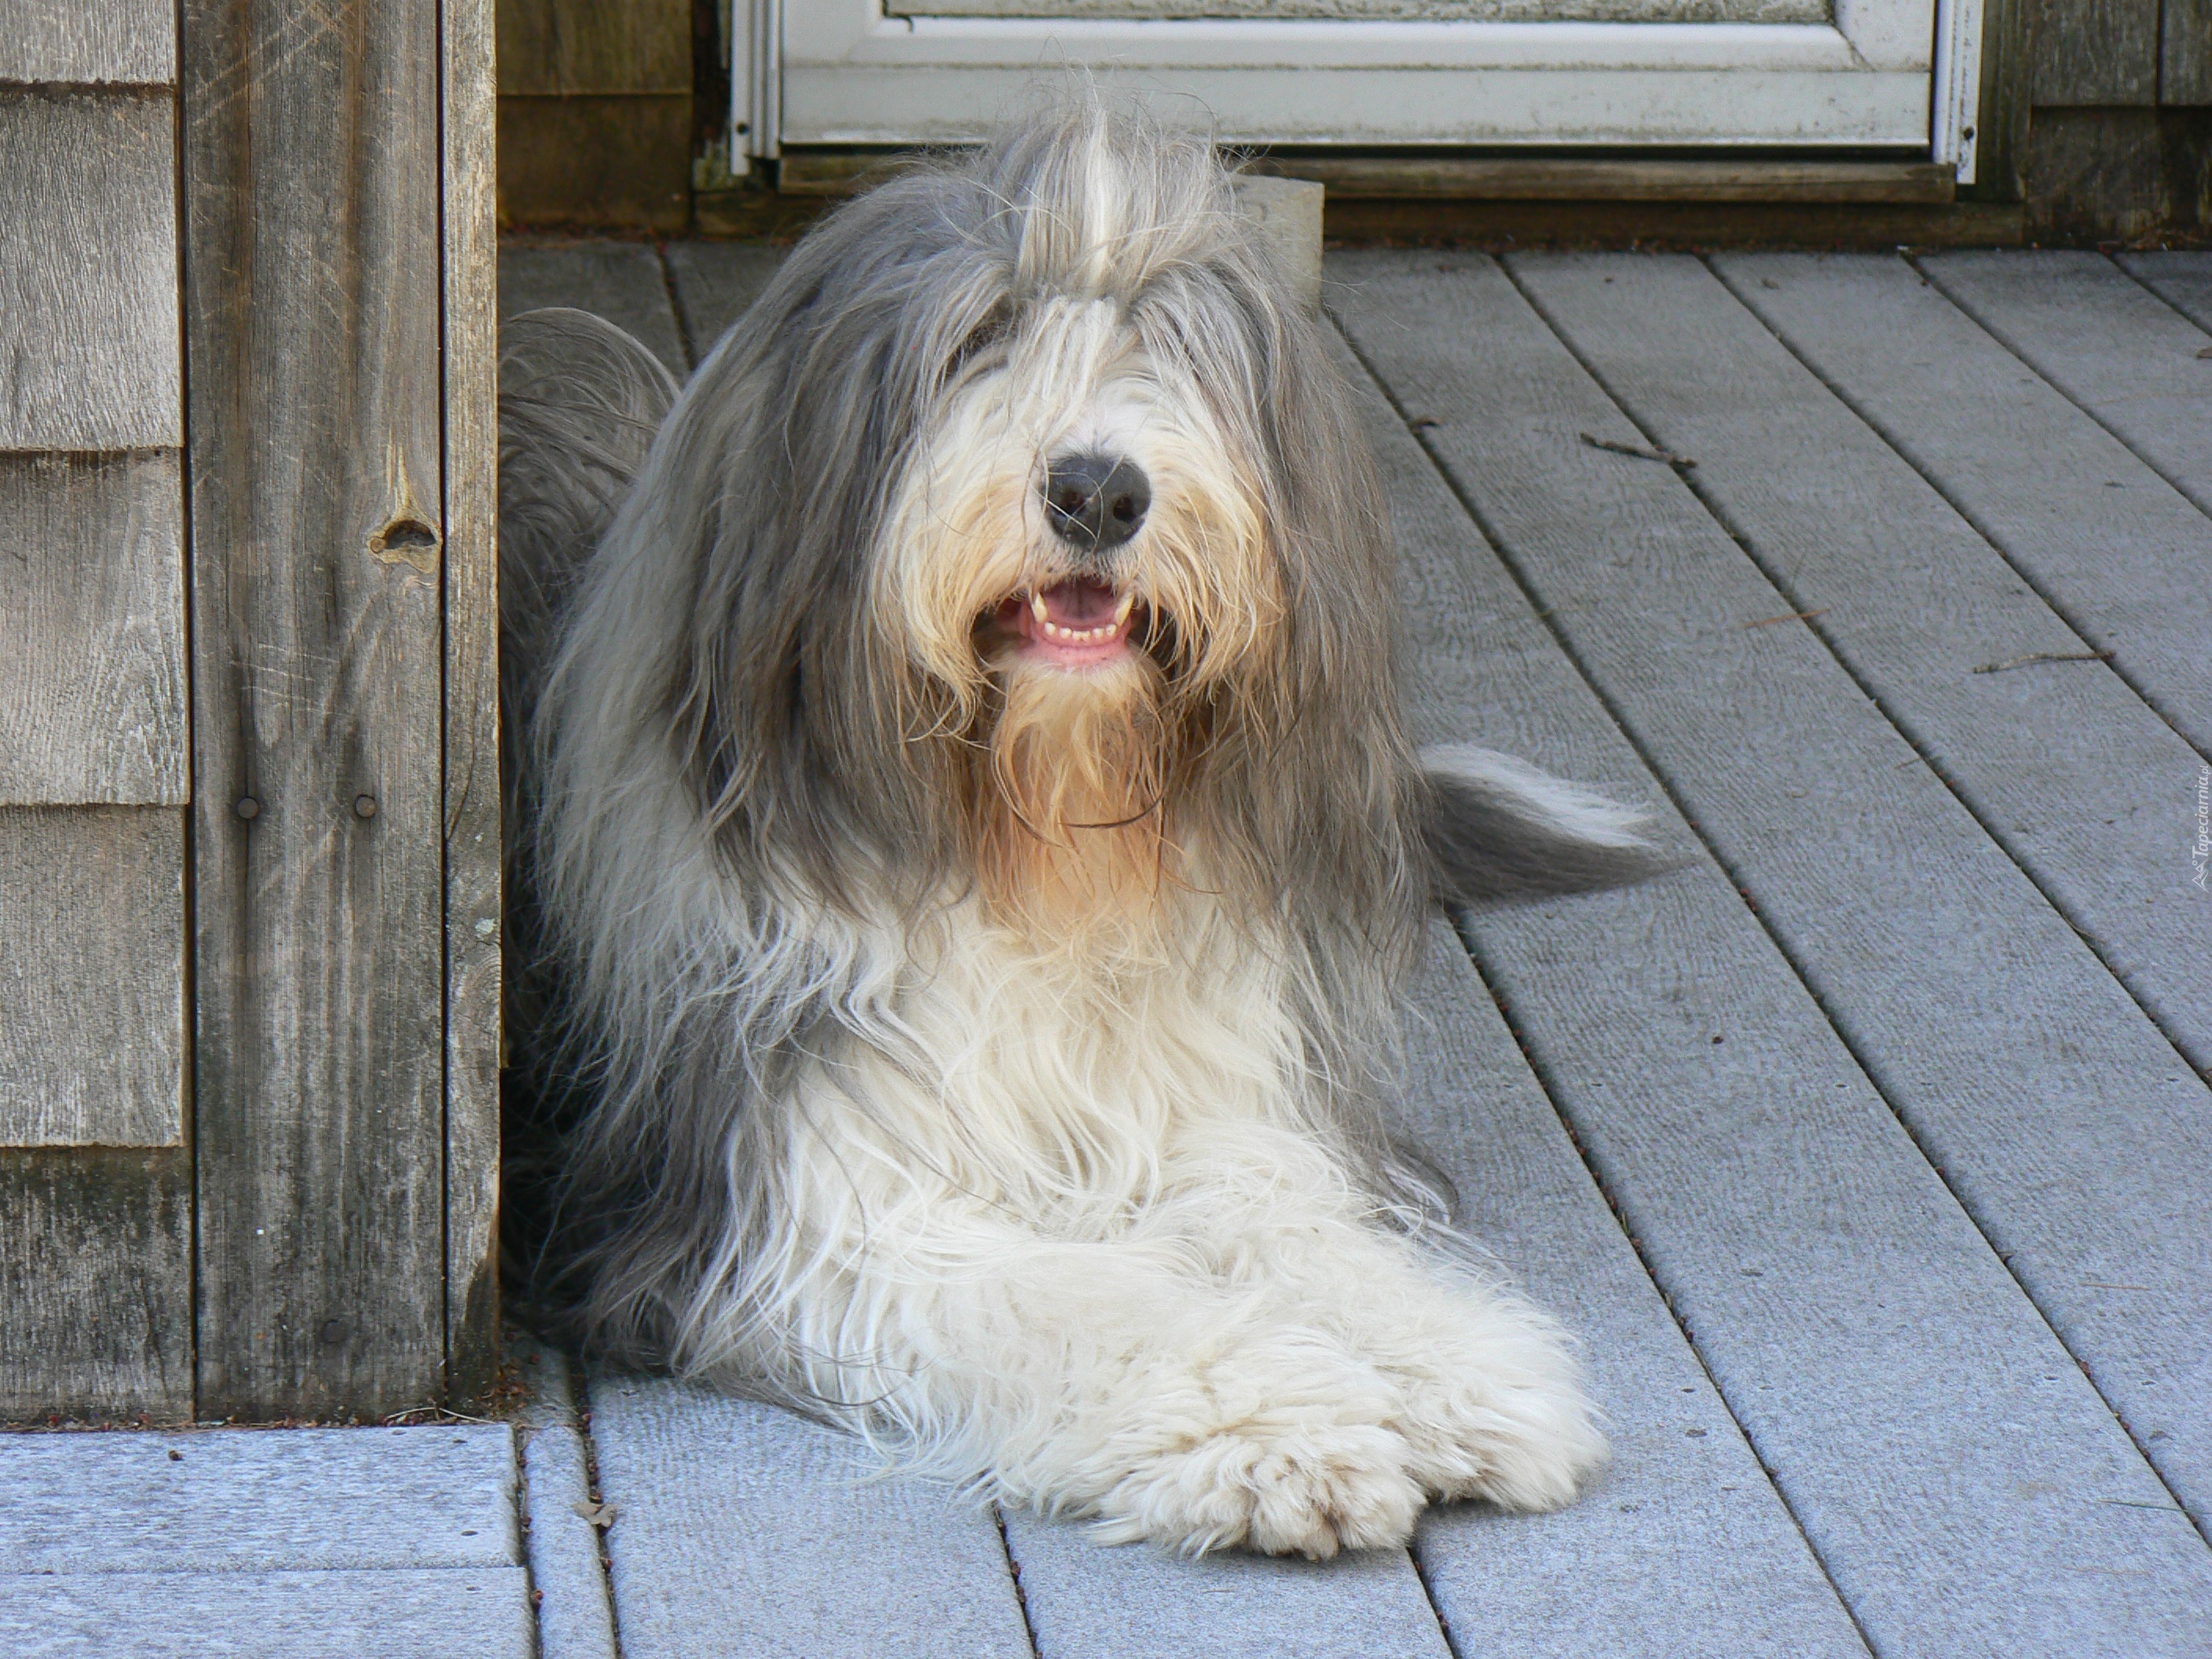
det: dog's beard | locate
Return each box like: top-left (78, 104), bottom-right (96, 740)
top-left (975, 645), bottom-right (1174, 950)
top-left (872, 300), bottom-right (1285, 947)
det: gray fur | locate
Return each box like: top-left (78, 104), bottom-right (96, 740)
top-left (497, 309), bottom-right (681, 1210)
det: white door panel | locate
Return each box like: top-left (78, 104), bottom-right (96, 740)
top-left (895, 1), bottom-right (1830, 20)
top-left (751, 1), bottom-right (1980, 178)
top-left (782, 63), bottom-right (1931, 152)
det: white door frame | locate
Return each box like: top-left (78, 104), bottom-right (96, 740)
top-left (734, 0), bottom-right (1983, 181)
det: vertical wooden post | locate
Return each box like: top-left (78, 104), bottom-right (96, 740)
top-left (1965, 0), bottom-right (2033, 203)
top-left (185, 0), bottom-right (452, 1418)
top-left (445, 0), bottom-right (505, 1403)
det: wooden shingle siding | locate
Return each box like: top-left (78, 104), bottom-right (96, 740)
top-left (495, 0), bottom-right (693, 230)
top-left (0, 91), bottom-right (181, 451)
top-left (184, 0), bottom-right (452, 1419)
top-left (0, 1146), bottom-right (192, 1418)
top-left (2027, 0), bottom-right (2163, 104)
top-left (2166, 0), bottom-right (2212, 104)
top-left (0, 453), bottom-right (187, 806)
top-left (0, 808), bottom-right (183, 1147)
top-left (497, 0), bottom-right (690, 93)
top-left (0, 0), bottom-right (192, 1414)
top-left (0, 0), bottom-right (176, 86)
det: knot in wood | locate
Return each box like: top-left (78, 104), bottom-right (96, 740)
top-left (368, 515), bottom-right (441, 573)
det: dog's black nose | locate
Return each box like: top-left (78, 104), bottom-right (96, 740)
top-left (1042, 453), bottom-right (1150, 554)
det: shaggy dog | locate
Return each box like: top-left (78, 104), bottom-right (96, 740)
top-left (500, 101), bottom-right (1663, 1558)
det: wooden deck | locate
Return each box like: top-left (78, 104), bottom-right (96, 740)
top-left (499, 243), bottom-right (2212, 1658)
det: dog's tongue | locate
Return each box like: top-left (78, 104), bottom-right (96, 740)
top-left (1038, 578), bottom-right (1118, 629)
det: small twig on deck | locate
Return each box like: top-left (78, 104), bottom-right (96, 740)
top-left (1743, 609), bottom-right (1828, 628)
top-left (381, 1405), bottom-right (498, 1426)
top-left (1580, 430), bottom-right (1696, 467)
top-left (1970, 650), bottom-right (2114, 674)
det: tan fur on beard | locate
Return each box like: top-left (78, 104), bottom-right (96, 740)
top-left (977, 650), bottom-right (1174, 949)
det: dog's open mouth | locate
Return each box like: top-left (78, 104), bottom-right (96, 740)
top-left (994, 578), bottom-right (1140, 669)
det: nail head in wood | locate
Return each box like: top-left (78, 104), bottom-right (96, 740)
top-left (353, 794), bottom-right (377, 819)
top-left (233, 796), bottom-right (259, 820)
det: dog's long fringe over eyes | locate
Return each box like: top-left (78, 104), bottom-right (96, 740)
top-left (509, 97), bottom-right (1435, 1394)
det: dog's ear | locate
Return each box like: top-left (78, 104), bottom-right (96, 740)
top-left (1418, 744), bottom-right (1683, 906)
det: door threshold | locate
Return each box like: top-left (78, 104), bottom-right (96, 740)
top-left (774, 148), bottom-right (1955, 206)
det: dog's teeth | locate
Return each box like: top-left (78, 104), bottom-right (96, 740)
top-left (1113, 591), bottom-right (1135, 628)
top-left (1029, 608), bottom-right (1127, 646)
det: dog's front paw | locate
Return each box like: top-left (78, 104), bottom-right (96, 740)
top-left (1077, 1337), bottom-right (1426, 1558)
top-left (1093, 1416), bottom-right (1424, 1559)
top-left (1384, 1315), bottom-right (1609, 1511)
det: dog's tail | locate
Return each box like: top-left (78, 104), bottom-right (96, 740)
top-left (500, 306), bottom-right (680, 731)
top-left (1419, 743), bottom-right (1679, 906)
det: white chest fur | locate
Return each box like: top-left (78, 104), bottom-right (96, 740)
top-left (792, 896), bottom-right (1311, 1230)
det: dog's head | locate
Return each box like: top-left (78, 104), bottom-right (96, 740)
top-left (636, 97), bottom-right (1412, 946)
top-left (881, 117), bottom-right (1273, 693)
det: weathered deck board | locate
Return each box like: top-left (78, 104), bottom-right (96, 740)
top-left (0, 452), bottom-right (186, 807)
top-left (2120, 251), bottom-right (2212, 330)
top-left (1348, 339), bottom-right (1872, 1656)
top-left (0, 1424), bottom-right (518, 1569)
top-left (1712, 251), bottom-right (2212, 757)
top-left (1919, 251), bottom-right (2212, 517)
top-left (0, 0), bottom-right (174, 84)
top-left (512, 1335), bottom-right (619, 1659)
top-left (518, 1426), bottom-right (617, 1659)
top-left (586, 1375), bottom-right (1034, 1659)
top-left (1500, 252), bottom-right (2212, 1077)
top-left (0, 1569), bottom-right (533, 1659)
top-left (1346, 251), bottom-right (2212, 1530)
top-left (498, 244), bottom-right (689, 378)
top-left (662, 242), bottom-right (789, 366)
top-left (1332, 253), bottom-right (2212, 1656)
top-left (1004, 1513), bottom-right (1448, 1659)
top-left (0, 91), bottom-right (179, 452)
top-left (0, 807), bottom-right (182, 1147)
top-left (1393, 929), bottom-right (1870, 1658)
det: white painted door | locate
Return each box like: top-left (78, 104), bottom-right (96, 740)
top-left (739, 0), bottom-right (1983, 181)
